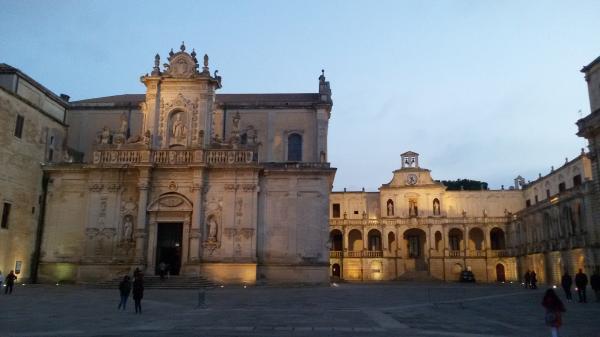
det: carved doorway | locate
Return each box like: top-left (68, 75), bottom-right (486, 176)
top-left (156, 223), bottom-right (183, 276)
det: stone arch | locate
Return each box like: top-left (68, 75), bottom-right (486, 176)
top-left (434, 231), bottom-right (442, 250)
top-left (387, 231), bottom-right (396, 252)
top-left (147, 192), bottom-right (193, 212)
top-left (490, 227), bottom-right (506, 250)
top-left (448, 228), bottom-right (463, 251)
top-left (496, 263), bottom-right (506, 282)
top-left (403, 228), bottom-right (427, 258)
top-left (331, 263), bottom-right (341, 278)
top-left (330, 229), bottom-right (343, 251)
top-left (368, 229), bottom-right (382, 251)
top-left (468, 227), bottom-right (484, 250)
top-left (348, 229), bottom-right (363, 251)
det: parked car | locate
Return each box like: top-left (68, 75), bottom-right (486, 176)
top-left (460, 270), bottom-right (476, 282)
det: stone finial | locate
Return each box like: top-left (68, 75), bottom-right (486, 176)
top-left (180, 41), bottom-right (186, 52)
top-left (538, 173), bottom-right (542, 178)
top-left (169, 48), bottom-right (174, 58)
top-left (319, 69), bottom-right (325, 82)
top-left (581, 147), bottom-right (585, 155)
top-left (565, 157), bottom-right (568, 163)
top-left (551, 166), bottom-right (554, 172)
top-left (152, 53), bottom-right (161, 76)
top-left (204, 54), bottom-right (209, 67)
top-left (191, 48), bottom-right (197, 58)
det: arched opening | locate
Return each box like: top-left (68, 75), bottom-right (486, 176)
top-left (468, 227), bottom-right (484, 250)
top-left (287, 133), bottom-right (302, 161)
top-left (387, 232), bottom-right (396, 252)
top-left (496, 263), bottom-right (506, 282)
top-left (368, 229), bottom-right (382, 251)
top-left (331, 263), bottom-right (341, 278)
top-left (404, 228), bottom-right (427, 271)
top-left (432, 198), bottom-right (441, 216)
top-left (330, 229), bottom-right (343, 251)
top-left (448, 228), bottom-right (463, 251)
top-left (386, 199), bottom-right (394, 216)
top-left (490, 227), bottom-right (506, 250)
top-left (434, 231), bottom-right (442, 250)
top-left (348, 229), bottom-right (363, 251)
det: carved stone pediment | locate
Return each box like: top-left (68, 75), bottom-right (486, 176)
top-left (148, 193), bottom-right (192, 212)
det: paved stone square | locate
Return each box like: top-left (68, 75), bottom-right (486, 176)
top-left (1, 282), bottom-right (599, 336)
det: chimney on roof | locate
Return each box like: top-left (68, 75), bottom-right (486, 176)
top-left (60, 94), bottom-right (70, 102)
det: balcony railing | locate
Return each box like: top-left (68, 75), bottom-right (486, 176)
top-left (330, 251), bottom-right (342, 258)
top-left (92, 149), bottom-right (256, 166)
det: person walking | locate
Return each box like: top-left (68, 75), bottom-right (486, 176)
top-left (575, 269), bottom-right (588, 303)
top-left (531, 271), bottom-right (538, 290)
top-left (132, 275), bottom-right (144, 314)
top-left (158, 262), bottom-right (167, 280)
top-left (591, 269), bottom-right (600, 302)
top-left (117, 275), bottom-right (131, 310)
top-left (561, 271), bottom-right (573, 301)
top-left (524, 270), bottom-right (531, 289)
top-left (542, 288), bottom-right (566, 337)
top-left (4, 271), bottom-right (17, 294)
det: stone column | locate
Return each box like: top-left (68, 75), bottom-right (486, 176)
top-left (189, 169), bottom-right (204, 263)
top-left (135, 168), bottom-right (151, 265)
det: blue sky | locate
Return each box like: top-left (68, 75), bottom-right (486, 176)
top-left (2, 1), bottom-right (599, 190)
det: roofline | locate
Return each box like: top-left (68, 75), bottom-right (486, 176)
top-left (581, 55), bottom-right (600, 73)
top-left (0, 64), bottom-right (70, 109)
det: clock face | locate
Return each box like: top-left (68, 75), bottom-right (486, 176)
top-left (406, 174), bottom-right (418, 185)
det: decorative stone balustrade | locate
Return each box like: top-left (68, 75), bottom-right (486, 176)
top-left (330, 251), bottom-right (342, 258)
top-left (330, 216), bottom-right (510, 227)
top-left (92, 149), bottom-right (256, 166)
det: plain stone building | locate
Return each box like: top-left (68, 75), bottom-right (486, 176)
top-left (0, 64), bottom-right (69, 281)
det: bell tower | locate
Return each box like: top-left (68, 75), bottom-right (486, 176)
top-left (401, 151), bottom-right (419, 169)
top-left (140, 42), bottom-right (222, 149)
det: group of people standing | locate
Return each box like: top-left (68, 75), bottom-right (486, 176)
top-left (118, 268), bottom-right (145, 314)
top-left (523, 270), bottom-right (538, 289)
top-left (541, 268), bottom-right (600, 337)
top-left (0, 271), bottom-right (18, 294)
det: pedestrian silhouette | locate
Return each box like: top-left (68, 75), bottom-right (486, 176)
top-left (561, 271), bottom-right (572, 301)
top-left (542, 288), bottom-right (566, 337)
top-left (575, 268), bottom-right (588, 303)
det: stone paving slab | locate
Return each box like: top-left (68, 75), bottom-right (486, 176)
top-left (0, 283), bottom-right (599, 336)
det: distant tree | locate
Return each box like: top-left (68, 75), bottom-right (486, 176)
top-left (439, 179), bottom-right (488, 191)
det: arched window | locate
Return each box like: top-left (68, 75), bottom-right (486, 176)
top-left (490, 227), bottom-right (506, 250)
top-left (368, 229), bottom-right (382, 251)
top-left (287, 133), bottom-right (302, 161)
top-left (448, 228), bottom-right (463, 251)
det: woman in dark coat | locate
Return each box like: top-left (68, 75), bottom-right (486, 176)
top-left (4, 270), bottom-right (17, 294)
top-left (117, 275), bottom-right (131, 310)
top-left (132, 275), bottom-right (144, 314)
top-left (542, 288), bottom-right (566, 337)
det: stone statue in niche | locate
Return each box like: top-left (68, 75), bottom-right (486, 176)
top-left (207, 216), bottom-right (218, 242)
top-left (100, 126), bottom-right (110, 144)
top-left (119, 113), bottom-right (128, 134)
top-left (171, 113), bottom-right (186, 139)
top-left (433, 199), bottom-right (440, 215)
top-left (122, 215), bottom-right (133, 242)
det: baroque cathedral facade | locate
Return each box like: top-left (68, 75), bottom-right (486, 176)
top-left (1, 43), bottom-right (335, 284)
top-left (1, 44), bottom-right (600, 286)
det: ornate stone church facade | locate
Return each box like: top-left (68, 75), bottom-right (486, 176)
top-left (35, 44), bottom-right (335, 284)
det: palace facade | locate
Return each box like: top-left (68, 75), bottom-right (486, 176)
top-left (328, 55), bottom-right (600, 284)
